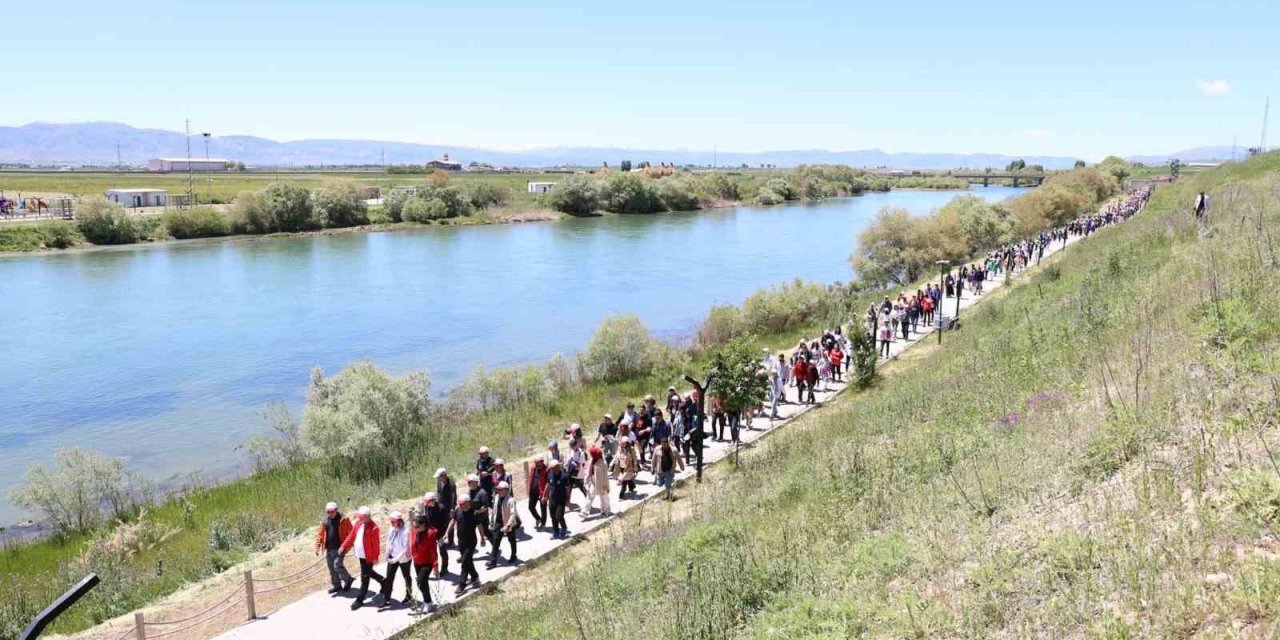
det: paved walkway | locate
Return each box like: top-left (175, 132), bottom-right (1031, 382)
top-left (212, 229), bottom-right (1098, 640)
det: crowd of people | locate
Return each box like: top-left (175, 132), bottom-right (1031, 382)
top-left (311, 186), bottom-right (1153, 615)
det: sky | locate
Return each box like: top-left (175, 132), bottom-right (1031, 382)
top-left (5, 0), bottom-right (1277, 160)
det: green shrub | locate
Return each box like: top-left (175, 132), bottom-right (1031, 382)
top-left (656, 178), bottom-right (701, 211)
top-left (300, 361), bottom-right (433, 481)
top-left (310, 182), bottom-right (369, 228)
top-left (599, 173), bottom-right (665, 214)
top-left (696, 304), bottom-right (746, 346)
top-left (74, 196), bottom-right (142, 245)
top-left (261, 182), bottom-right (316, 232)
top-left (544, 175), bottom-right (599, 216)
top-left (228, 190), bottom-right (270, 234)
top-left (40, 221), bottom-right (83, 248)
top-left (162, 206), bottom-right (230, 239)
top-left (468, 183), bottom-right (510, 210)
top-left (764, 177), bottom-right (800, 201)
top-left (755, 189), bottom-right (784, 206)
top-left (402, 197), bottom-right (449, 222)
top-left (8, 447), bottom-right (152, 535)
top-left (580, 315), bottom-right (679, 382)
top-left (0, 222), bottom-right (83, 251)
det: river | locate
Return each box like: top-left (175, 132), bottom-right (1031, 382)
top-left (0, 186), bottom-right (1026, 523)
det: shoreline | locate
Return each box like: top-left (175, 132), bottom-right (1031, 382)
top-left (0, 184), bottom-right (986, 258)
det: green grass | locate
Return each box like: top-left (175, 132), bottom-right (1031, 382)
top-left (396, 151), bottom-right (1280, 639)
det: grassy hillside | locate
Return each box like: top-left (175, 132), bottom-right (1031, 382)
top-left (407, 152), bottom-right (1280, 639)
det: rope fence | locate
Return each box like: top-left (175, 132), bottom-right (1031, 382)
top-left (141, 594), bottom-right (245, 640)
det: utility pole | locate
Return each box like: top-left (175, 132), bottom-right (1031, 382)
top-left (185, 119), bottom-right (194, 207)
top-left (712, 146), bottom-right (717, 170)
top-left (202, 133), bottom-right (212, 202)
top-left (116, 142), bottom-right (122, 175)
top-left (1261, 97), bottom-right (1270, 153)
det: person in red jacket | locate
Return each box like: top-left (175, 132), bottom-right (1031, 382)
top-left (804, 357), bottom-right (819, 404)
top-left (409, 515), bottom-right (439, 614)
top-left (527, 457), bottom-right (549, 530)
top-left (314, 502), bottom-right (355, 594)
top-left (792, 357), bottom-right (808, 404)
top-left (339, 506), bottom-right (387, 610)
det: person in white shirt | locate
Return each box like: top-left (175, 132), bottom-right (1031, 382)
top-left (382, 512), bottom-right (411, 609)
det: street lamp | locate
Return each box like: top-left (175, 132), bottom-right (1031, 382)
top-left (935, 260), bottom-right (950, 344)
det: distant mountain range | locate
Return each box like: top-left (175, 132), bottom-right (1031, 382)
top-left (0, 121), bottom-right (1231, 170)
top-left (1126, 146), bottom-right (1245, 165)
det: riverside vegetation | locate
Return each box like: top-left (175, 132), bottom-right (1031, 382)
top-left (0, 156), bottom-right (1141, 636)
top-left (0, 166), bottom-right (969, 253)
top-left (408, 152), bottom-right (1280, 639)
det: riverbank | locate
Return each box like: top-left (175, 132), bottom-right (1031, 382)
top-left (0, 167), bottom-right (975, 254)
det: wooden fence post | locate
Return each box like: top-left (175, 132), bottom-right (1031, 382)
top-left (134, 612), bottom-right (146, 640)
top-left (244, 570), bottom-right (257, 620)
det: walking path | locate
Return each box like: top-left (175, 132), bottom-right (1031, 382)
top-left (206, 209), bottom-right (1118, 640)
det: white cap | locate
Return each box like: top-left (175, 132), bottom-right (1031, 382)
top-left (494, 458), bottom-right (505, 466)
top-left (466, 474), bottom-right (479, 483)
top-left (458, 495), bottom-right (472, 503)
top-left (479, 446), bottom-right (490, 454)
top-left (549, 459), bottom-right (561, 467)
top-left (325, 502), bottom-right (338, 511)
top-left (389, 511), bottom-right (403, 521)
top-left (357, 506), bottom-right (371, 516)
top-left (570, 423), bottom-right (581, 431)
top-left (423, 492), bottom-right (437, 502)
top-left (434, 467), bottom-right (447, 478)
top-left (497, 481), bottom-right (510, 490)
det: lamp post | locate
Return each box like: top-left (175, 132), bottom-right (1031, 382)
top-left (935, 260), bottom-right (950, 345)
top-left (955, 263), bottom-right (963, 319)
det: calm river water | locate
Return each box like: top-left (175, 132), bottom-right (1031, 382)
top-left (0, 186), bottom-right (1026, 522)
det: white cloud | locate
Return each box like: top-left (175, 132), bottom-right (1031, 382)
top-left (1023, 129), bottom-right (1054, 138)
top-left (1195, 79), bottom-right (1232, 96)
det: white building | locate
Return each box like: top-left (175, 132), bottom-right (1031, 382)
top-left (527, 181), bottom-right (557, 194)
top-left (106, 188), bottom-right (169, 208)
top-left (147, 158), bottom-right (230, 173)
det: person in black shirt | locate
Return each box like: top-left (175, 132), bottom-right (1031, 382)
top-left (465, 475), bottom-right (490, 548)
top-left (595, 414), bottom-right (618, 466)
top-left (475, 446), bottom-right (495, 505)
top-left (445, 496), bottom-right (481, 596)
top-left (545, 459), bottom-right (571, 538)
top-left (434, 468), bottom-right (457, 545)
top-left (421, 492), bottom-right (451, 575)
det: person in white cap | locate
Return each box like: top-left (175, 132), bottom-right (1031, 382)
top-left (486, 481), bottom-right (521, 567)
top-left (491, 458), bottom-right (513, 492)
top-left (434, 468), bottom-right (457, 545)
top-left (465, 473), bottom-right (490, 546)
top-left (314, 502), bottom-right (353, 594)
top-left (339, 506), bottom-right (387, 610)
top-left (444, 495), bottom-right (481, 595)
top-left (475, 446), bottom-right (495, 502)
top-left (381, 511), bottom-right (412, 609)
top-left (420, 492), bottom-right (451, 575)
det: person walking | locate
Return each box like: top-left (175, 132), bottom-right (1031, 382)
top-left (709, 393), bottom-right (726, 442)
top-left (465, 474), bottom-right (490, 548)
top-left (475, 446), bottom-right (495, 506)
top-left (527, 457), bottom-right (549, 530)
top-left (1194, 191), bottom-right (1208, 219)
top-left (314, 502), bottom-right (354, 595)
top-left (434, 468), bottom-right (457, 545)
top-left (339, 506), bottom-right (386, 611)
top-left (544, 459), bottom-right (571, 538)
top-left (486, 482), bottom-right (521, 567)
top-left (581, 446), bottom-right (612, 518)
top-left (879, 309), bottom-right (892, 358)
top-left (382, 512), bottom-right (412, 609)
top-left (612, 440), bottom-right (639, 499)
top-left (444, 496), bottom-right (481, 596)
top-left (805, 357), bottom-right (819, 403)
top-left (420, 492), bottom-right (451, 576)
top-left (654, 439), bottom-right (685, 501)
top-left (408, 515), bottom-right (438, 614)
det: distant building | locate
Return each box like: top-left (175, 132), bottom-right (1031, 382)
top-left (147, 158), bottom-right (230, 173)
top-left (527, 181), bottom-right (556, 194)
top-left (106, 188), bottom-right (169, 208)
top-left (427, 159), bottom-right (463, 172)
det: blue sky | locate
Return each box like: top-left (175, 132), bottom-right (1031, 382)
top-left (5, 0), bottom-right (1276, 160)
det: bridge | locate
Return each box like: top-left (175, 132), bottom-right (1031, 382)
top-left (948, 172), bottom-right (1047, 187)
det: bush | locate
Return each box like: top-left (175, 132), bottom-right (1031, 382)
top-left (657, 178), bottom-right (701, 211)
top-left (600, 173), bottom-right (665, 214)
top-left (8, 447), bottom-right (152, 535)
top-left (162, 206), bottom-right (230, 239)
top-left (310, 182), bottom-right (369, 228)
top-left (755, 189), bottom-right (784, 206)
top-left (41, 221), bottom-right (83, 248)
top-left (849, 207), bottom-right (929, 286)
top-left (75, 196), bottom-right (142, 245)
top-left (704, 337), bottom-right (770, 412)
top-left (697, 304), bottom-right (747, 346)
top-left (580, 315), bottom-right (679, 382)
top-left (848, 328), bottom-right (878, 388)
top-left (261, 182), bottom-right (315, 232)
top-left (300, 361), bottom-right (432, 481)
top-left (698, 173), bottom-right (742, 201)
top-left (401, 196), bottom-right (450, 222)
top-left (468, 183), bottom-right (510, 210)
top-left (0, 222), bottom-right (84, 251)
top-left (764, 177), bottom-right (800, 201)
top-left (228, 190), bottom-right (270, 234)
top-left (545, 175), bottom-right (600, 216)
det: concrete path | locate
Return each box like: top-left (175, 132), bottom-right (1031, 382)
top-left (212, 228), bottom-right (1097, 640)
